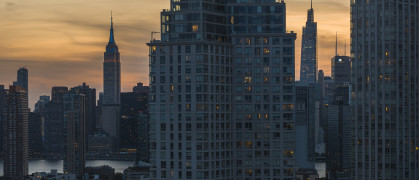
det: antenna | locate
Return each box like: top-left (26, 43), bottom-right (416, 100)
top-left (335, 32), bottom-right (338, 56)
top-left (344, 40), bottom-right (346, 56)
top-left (311, 0), bottom-right (313, 9)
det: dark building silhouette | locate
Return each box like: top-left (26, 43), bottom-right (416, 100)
top-left (133, 82), bottom-right (149, 93)
top-left (3, 85), bottom-right (29, 179)
top-left (63, 93), bottom-right (86, 178)
top-left (44, 87), bottom-right (68, 157)
top-left (29, 112), bottom-right (43, 157)
top-left (0, 85), bottom-right (6, 154)
top-left (70, 83), bottom-right (96, 135)
top-left (326, 86), bottom-right (351, 179)
top-left (137, 113), bottom-right (149, 163)
top-left (351, 1), bottom-right (419, 179)
top-left (102, 14), bottom-right (121, 151)
top-left (300, 0), bottom-right (318, 84)
top-left (119, 88), bottom-right (148, 152)
top-left (331, 56), bottom-right (351, 86)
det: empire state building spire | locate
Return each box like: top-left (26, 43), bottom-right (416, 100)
top-left (109, 12), bottom-right (115, 45)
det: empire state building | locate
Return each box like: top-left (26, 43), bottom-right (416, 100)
top-left (102, 14), bottom-right (121, 151)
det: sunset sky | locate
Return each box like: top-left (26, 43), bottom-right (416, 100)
top-left (0, 0), bottom-right (350, 108)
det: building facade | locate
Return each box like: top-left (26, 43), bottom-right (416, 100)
top-left (148, 0), bottom-right (296, 179)
top-left (331, 56), bottom-right (351, 86)
top-left (351, 0), bottom-right (419, 179)
top-left (119, 90), bottom-right (148, 152)
top-left (70, 83), bottom-right (96, 135)
top-left (3, 85), bottom-right (29, 179)
top-left (103, 15), bottom-right (121, 151)
top-left (63, 93), bottom-right (86, 178)
top-left (0, 85), bottom-right (6, 154)
top-left (299, 1), bottom-right (318, 85)
top-left (44, 87), bottom-right (68, 157)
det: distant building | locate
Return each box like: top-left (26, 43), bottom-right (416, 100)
top-left (27, 170), bottom-right (77, 180)
top-left (34, 95), bottom-right (50, 113)
top-left (63, 93), bottom-right (86, 178)
top-left (70, 83), bottom-right (96, 135)
top-left (119, 89), bottom-right (147, 152)
top-left (88, 132), bottom-right (113, 154)
top-left (123, 162), bottom-right (150, 180)
top-left (85, 165), bottom-right (115, 180)
top-left (295, 168), bottom-right (319, 180)
top-left (331, 56), bottom-right (350, 86)
top-left (0, 85), bottom-right (6, 154)
top-left (296, 84), bottom-right (321, 165)
top-left (3, 85), bottom-right (29, 179)
top-left (326, 105), bottom-right (351, 179)
top-left (44, 87), bottom-right (68, 157)
top-left (300, 1), bottom-right (318, 84)
top-left (137, 113), bottom-right (149, 163)
top-left (102, 14), bottom-right (121, 152)
top-left (133, 82), bottom-right (149, 93)
top-left (29, 112), bottom-right (43, 157)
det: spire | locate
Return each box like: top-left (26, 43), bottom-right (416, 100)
top-left (307, 0), bottom-right (314, 22)
top-left (109, 11), bottom-right (115, 44)
top-left (344, 39), bottom-right (346, 56)
top-left (335, 32), bottom-right (338, 56)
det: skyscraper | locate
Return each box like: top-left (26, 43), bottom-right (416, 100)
top-left (70, 83), bottom-right (96, 135)
top-left (3, 85), bottom-right (29, 179)
top-left (148, 0), bottom-right (296, 179)
top-left (44, 87), bottom-right (68, 157)
top-left (63, 93), bottom-right (86, 178)
top-left (0, 85), bottom-right (6, 155)
top-left (119, 89), bottom-right (148, 152)
top-left (351, 0), bottom-right (419, 179)
top-left (16, 67), bottom-right (28, 91)
top-left (300, 0), bottom-right (318, 84)
top-left (103, 14), bottom-right (121, 151)
top-left (29, 112), bottom-right (43, 157)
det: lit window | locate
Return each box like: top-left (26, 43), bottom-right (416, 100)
top-left (192, 25), bottom-right (199, 32)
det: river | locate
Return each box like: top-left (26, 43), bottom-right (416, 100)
top-left (0, 160), bottom-right (135, 176)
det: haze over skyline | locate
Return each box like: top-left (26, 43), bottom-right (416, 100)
top-left (0, 0), bottom-right (350, 108)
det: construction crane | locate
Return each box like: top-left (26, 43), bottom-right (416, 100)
top-left (151, 32), bottom-right (160, 41)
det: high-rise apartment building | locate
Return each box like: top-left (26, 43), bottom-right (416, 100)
top-left (351, 1), bottom-right (419, 179)
top-left (44, 87), bottom-right (68, 157)
top-left (148, 0), bottom-right (296, 179)
top-left (0, 85), bottom-right (6, 154)
top-left (63, 93), bottom-right (86, 178)
top-left (70, 83), bottom-right (96, 135)
top-left (119, 89), bottom-right (148, 152)
top-left (29, 112), bottom-right (43, 157)
top-left (103, 14), bottom-right (121, 151)
top-left (300, 0), bottom-right (318, 84)
top-left (3, 85), bottom-right (29, 179)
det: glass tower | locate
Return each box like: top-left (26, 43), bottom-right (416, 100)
top-left (299, 0), bottom-right (317, 85)
top-left (148, 0), bottom-right (296, 179)
top-left (351, 0), bottom-right (419, 179)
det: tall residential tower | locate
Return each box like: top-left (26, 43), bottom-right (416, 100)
top-left (300, 0), bottom-right (318, 84)
top-left (351, 0), bottom-right (419, 179)
top-left (148, 0), bottom-right (296, 179)
top-left (3, 85), bottom-right (29, 179)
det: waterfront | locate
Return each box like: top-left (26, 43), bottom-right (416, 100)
top-left (0, 160), bottom-right (135, 176)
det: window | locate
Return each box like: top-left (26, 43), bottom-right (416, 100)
top-left (193, 24), bottom-right (199, 32)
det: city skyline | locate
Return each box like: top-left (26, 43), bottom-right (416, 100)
top-left (0, 0), bottom-right (350, 108)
